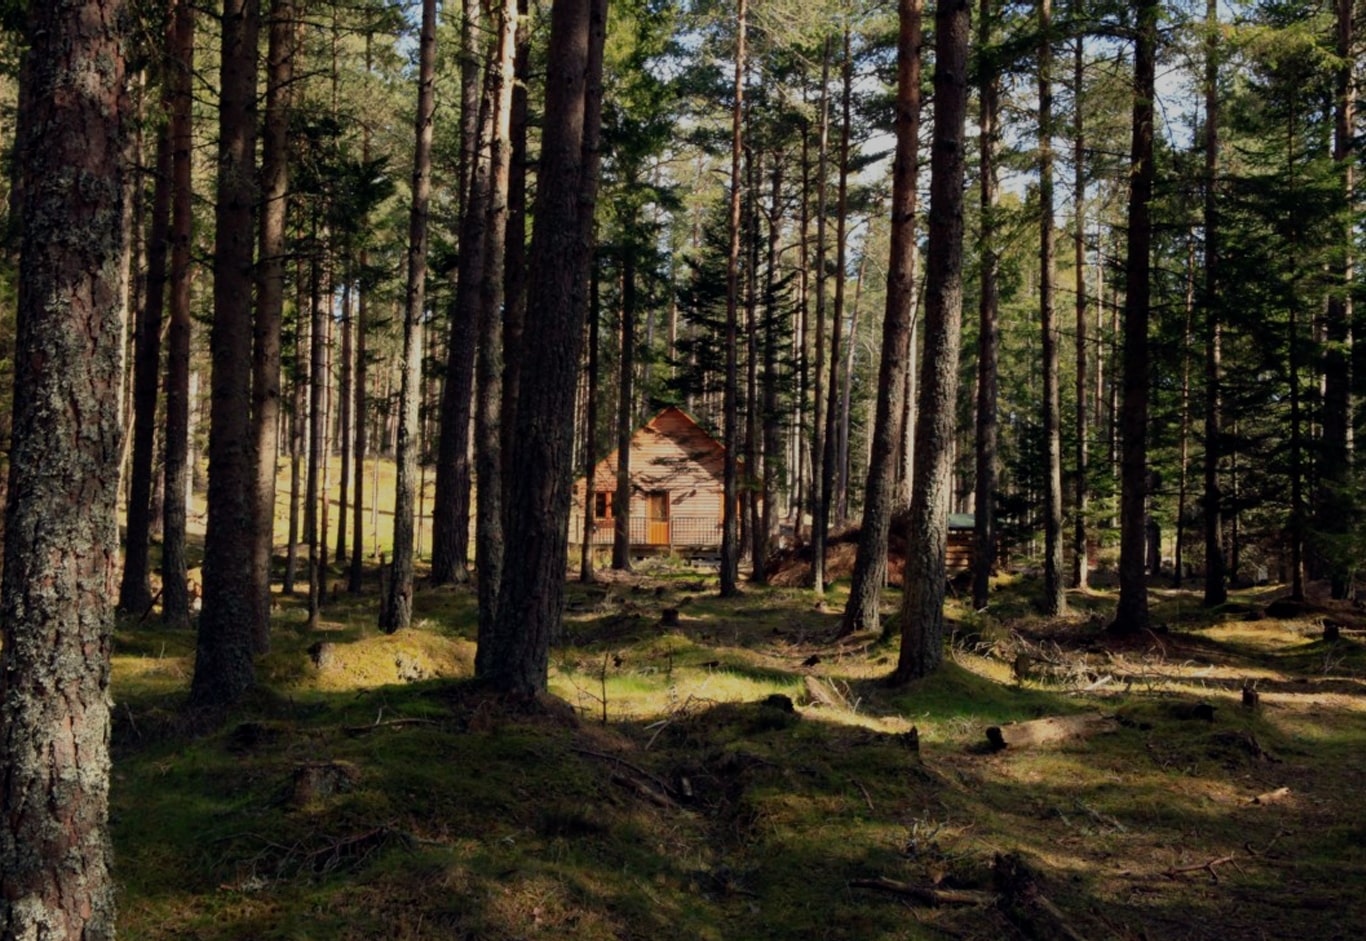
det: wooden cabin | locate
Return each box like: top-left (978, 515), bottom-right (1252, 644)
top-left (570, 406), bottom-right (735, 554)
top-left (946, 513), bottom-right (975, 573)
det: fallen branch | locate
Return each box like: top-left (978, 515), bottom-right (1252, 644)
top-left (848, 877), bottom-right (994, 907)
top-left (1074, 799), bottom-right (1127, 833)
top-left (853, 779), bottom-right (874, 812)
top-left (1162, 855), bottom-right (1239, 883)
top-left (572, 746), bottom-right (677, 799)
top-left (609, 772), bottom-right (677, 809)
top-left (343, 718), bottom-right (439, 736)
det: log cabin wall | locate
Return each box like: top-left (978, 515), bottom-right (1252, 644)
top-left (570, 406), bottom-right (732, 548)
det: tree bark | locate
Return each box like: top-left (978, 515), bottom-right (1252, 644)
top-left (1039, 0), bottom-right (1066, 615)
top-left (350, 250), bottom-right (368, 593)
top-left (161, 0), bottom-right (195, 631)
top-left (972, 0), bottom-right (999, 612)
top-left (1071, 16), bottom-right (1088, 591)
top-left (893, 0), bottom-right (969, 682)
top-left (0, 0), bottom-right (127, 931)
top-left (474, 0), bottom-right (516, 646)
top-left (1111, 0), bottom-right (1156, 636)
top-left (613, 246), bottom-right (637, 571)
top-left (579, 269), bottom-right (601, 586)
top-left (1202, 0), bottom-right (1226, 606)
top-left (120, 115), bottom-right (170, 616)
top-left (431, 65), bottom-right (492, 586)
top-left (755, 153), bottom-right (785, 583)
top-left (1315, 0), bottom-right (1354, 597)
top-left (809, 41), bottom-right (832, 593)
top-left (191, 0), bottom-right (261, 707)
top-left (337, 278), bottom-right (352, 565)
top-left (306, 247), bottom-right (325, 626)
top-left (285, 257), bottom-right (307, 596)
top-left (251, 0), bottom-right (294, 648)
top-left (487, 0), bottom-right (606, 694)
top-left (823, 22), bottom-right (852, 534)
top-left (841, 0), bottom-right (921, 637)
top-left (720, 0), bottom-right (747, 597)
top-left (380, 0), bottom-right (437, 633)
top-left (500, 0), bottom-right (530, 510)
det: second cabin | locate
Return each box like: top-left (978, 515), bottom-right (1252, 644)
top-left (570, 406), bottom-right (737, 555)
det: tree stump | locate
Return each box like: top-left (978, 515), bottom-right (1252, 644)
top-left (290, 760), bottom-right (361, 807)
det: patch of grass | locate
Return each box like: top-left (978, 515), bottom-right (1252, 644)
top-left (109, 569), bottom-right (1366, 939)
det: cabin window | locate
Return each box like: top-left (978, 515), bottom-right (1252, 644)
top-left (593, 491), bottom-right (614, 519)
top-left (646, 491), bottom-right (669, 521)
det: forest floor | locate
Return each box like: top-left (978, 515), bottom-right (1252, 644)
top-left (110, 557), bottom-right (1366, 940)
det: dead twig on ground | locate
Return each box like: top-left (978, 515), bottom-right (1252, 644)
top-left (1162, 854), bottom-right (1239, 883)
top-left (848, 877), bottom-right (994, 907)
top-left (572, 746), bottom-right (677, 799)
top-left (853, 779), bottom-right (874, 812)
top-left (343, 718), bottom-right (439, 736)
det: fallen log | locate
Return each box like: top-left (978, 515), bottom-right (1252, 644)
top-left (1251, 786), bottom-right (1291, 805)
top-left (848, 877), bottom-right (994, 907)
top-left (986, 714), bottom-right (1119, 751)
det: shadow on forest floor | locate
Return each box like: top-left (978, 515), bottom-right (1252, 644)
top-left (109, 559), bottom-right (1366, 940)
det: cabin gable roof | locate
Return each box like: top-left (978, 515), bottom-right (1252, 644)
top-left (579, 406), bottom-right (728, 495)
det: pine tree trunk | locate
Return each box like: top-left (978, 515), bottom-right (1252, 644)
top-left (191, 0), bottom-right (261, 707)
top-left (612, 246), bottom-right (636, 571)
top-left (972, 0), bottom-right (999, 612)
top-left (720, 0), bottom-right (747, 597)
top-left (0, 0), bottom-right (127, 931)
top-left (488, 0), bottom-right (605, 693)
top-left (337, 279), bottom-right (352, 565)
top-left (837, 259), bottom-right (864, 525)
top-left (1175, 239), bottom-right (1195, 586)
top-left (285, 259), bottom-right (307, 596)
top-left (842, 0), bottom-right (921, 637)
top-left (251, 0), bottom-right (294, 648)
top-left (823, 23), bottom-right (852, 533)
top-left (306, 248), bottom-right (325, 626)
top-left (1071, 14), bottom-right (1089, 591)
top-left (809, 41), bottom-right (832, 594)
top-left (381, 0), bottom-right (437, 633)
top-left (893, 0), bottom-right (969, 682)
top-left (794, 133), bottom-right (810, 544)
top-left (1202, 0), bottom-right (1226, 607)
top-left (432, 74), bottom-right (492, 586)
top-left (756, 153), bottom-right (784, 582)
top-left (120, 117), bottom-right (170, 616)
top-left (161, 0), bottom-right (195, 631)
top-left (351, 250), bottom-right (368, 593)
top-left (1111, 0), bottom-right (1156, 636)
top-left (745, 147), bottom-right (764, 576)
top-left (501, 0), bottom-right (530, 508)
top-left (1039, 0), bottom-right (1065, 615)
top-left (474, 0), bottom-right (516, 646)
top-left (1315, 0), bottom-right (1354, 598)
top-left (579, 270), bottom-right (601, 586)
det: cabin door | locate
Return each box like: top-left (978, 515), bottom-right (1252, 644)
top-left (646, 491), bottom-right (670, 546)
